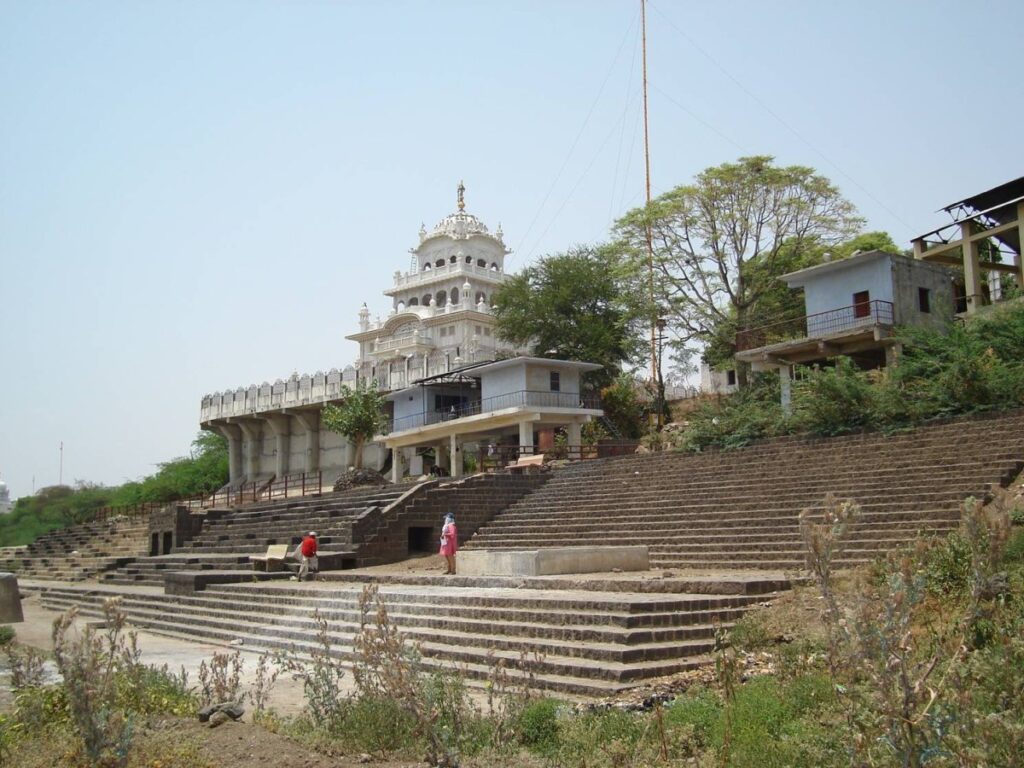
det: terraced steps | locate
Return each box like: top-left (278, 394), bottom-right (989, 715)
top-left (30, 574), bottom-right (783, 695)
top-left (0, 517), bottom-right (149, 581)
top-left (468, 409), bottom-right (1024, 570)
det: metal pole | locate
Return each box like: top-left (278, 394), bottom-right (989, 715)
top-left (641, 0), bottom-right (657, 385)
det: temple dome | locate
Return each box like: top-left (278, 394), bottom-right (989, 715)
top-left (425, 209), bottom-right (494, 242)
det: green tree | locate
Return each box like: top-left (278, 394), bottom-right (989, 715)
top-left (613, 156), bottom-right (863, 384)
top-left (491, 245), bottom-right (644, 388)
top-left (321, 381), bottom-right (388, 469)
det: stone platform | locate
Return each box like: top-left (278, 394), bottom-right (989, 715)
top-left (457, 545), bottom-right (649, 577)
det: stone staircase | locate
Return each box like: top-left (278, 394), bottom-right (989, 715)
top-left (467, 410), bottom-right (1024, 570)
top-left (0, 517), bottom-right (149, 581)
top-left (32, 573), bottom-right (786, 696)
top-left (98, 485), bottom-right (411, 587)
top-left (352, 473), bottom-right (551, 565)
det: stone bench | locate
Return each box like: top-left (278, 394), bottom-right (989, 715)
top-left (248, 544), bottom-right (291, 572)
top-left (508, 454), bottom-right (545, 473)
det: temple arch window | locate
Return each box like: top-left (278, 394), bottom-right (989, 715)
top-left (408, 297), bottom-right (419, 306)
top-left (465, 255), bottom-right (472, 264)
top-left (476, 258), bottom-right (487, 268)
top-left (436, 290), bottom-right (447, 307)
top-left (475, 291), bottom-right (487, 304)
top-left (490, 262), bottom-right (499, 271)
top-left (396, 300), bottom-right (406, 311)
top-left (435, 258), bottom-right (445, 268)
top-left (422, 294), bottom-right (432, 306)
top-left (450, 287), bottom-right (460, 304)
top-left (449, 255), bottom-right (457, 264)
top-left (423, 262), bottom-right (431, 271)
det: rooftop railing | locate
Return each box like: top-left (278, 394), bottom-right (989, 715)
top-left (736, 299), bottom-right (894, 351)
top-left (385, 389), bottom-right (602, 434)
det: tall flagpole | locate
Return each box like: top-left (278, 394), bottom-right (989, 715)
top-left (641, 2), bottom-right (658, 388)
top-left (59, 441), bottom-right (63, 486)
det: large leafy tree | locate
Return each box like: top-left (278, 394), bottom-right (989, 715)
top-left (614, 156), bottom-right (863, 384)
top-left (322, 381), bottom-right (388, 469)
top-left (491, 245), bottom-right (644, 388)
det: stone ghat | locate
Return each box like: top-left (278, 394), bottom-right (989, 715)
top-left (468, 409), bottom-right (1024, 571)
top-left (29, 572), bottom-right (788, 697)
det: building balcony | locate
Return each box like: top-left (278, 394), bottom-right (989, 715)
top-left (384, 389), bottom-right (602, 436)
top-left (385, 261), bottom-right (505, 295)
top-left (371, 333), bottom-right (435, 354)
top-left (736, 300), bottom-right (895, 352)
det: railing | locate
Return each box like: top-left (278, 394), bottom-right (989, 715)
top-left (89, 470), bottom-right (325, 522)
top-left (736, 299), bottom-right (895, 351)
top-left (469, 442), bottom-right (641, 472)
top-left (390, 260), bottom-right (504, 290)
top-left (385, 390), bottom-right (602, 434)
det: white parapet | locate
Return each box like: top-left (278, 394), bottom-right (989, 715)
top-left (457, 545), bottom-right (649, 577)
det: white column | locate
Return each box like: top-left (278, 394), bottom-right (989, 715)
top-left (518, 421), bottom-right (534, 454)
top-left (779, 366), bottom-right (793, 416)
top-left (450, 433), bottom-right (462, 478)
top-left (391, 448), bottom-right (401, 483)
top-left (266, 415), bottom-right (291, 478)
top-left (213, 424), bottom-right (243, 484)
top-left (566, 421), bottom-right (582, 460)
top-left (237, 421), bottom-right (262, 479)
top-left (293, 411), bottom-right (320, 474)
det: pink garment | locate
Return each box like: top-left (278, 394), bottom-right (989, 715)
top-left (439, 522), bottom-right (458, 556)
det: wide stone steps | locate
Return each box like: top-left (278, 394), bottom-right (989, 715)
top-left (33, 580), bottom-right (773, 695)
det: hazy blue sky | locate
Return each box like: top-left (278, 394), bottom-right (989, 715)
top-left (1, 1), bottom-right (1021, 500)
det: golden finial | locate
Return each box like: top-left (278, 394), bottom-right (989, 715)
top-left (457, 180), bottom-right (465, 211)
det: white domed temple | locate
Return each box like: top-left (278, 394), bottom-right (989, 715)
top-left (200, 185), bottom-right (603, 487)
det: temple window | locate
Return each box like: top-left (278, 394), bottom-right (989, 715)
top-left (408, 297), bottom-right (419, 306)
top-left (435, 258), bottom-right (445, 268)
top-left (422, 294), bottom-right (432, 306)
top-left (475, 291), bottom-right (486, 304)
top-left (451, 287), bottom-right (460, 304)
top-left (477, 259), bottom-right (486, 268)
top-left (436, 290), bottom-right (447, 307)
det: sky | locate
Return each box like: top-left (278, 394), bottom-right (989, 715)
top-left (1, 0), bottom-right (1022, 500)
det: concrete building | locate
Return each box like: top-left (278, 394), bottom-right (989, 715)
top-left (198, 185), bottom-right (534, 487)
top-left (912, 176), bottom-right (1024, 313)
top-left (734, 250), bottom-right (955, 410)
top-left (383, 357), bottom-right (603, 482)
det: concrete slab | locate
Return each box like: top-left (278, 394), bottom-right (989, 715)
top-left (457, 545), bottom-right (649, 577)
top-left (0, 573), bottom-right (23, 623)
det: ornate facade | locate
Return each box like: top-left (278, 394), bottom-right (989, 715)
top-left (199, 185), bottom-right (526, 486)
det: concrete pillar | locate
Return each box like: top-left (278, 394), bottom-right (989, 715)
top-left (391, 448), bottom-right (401, 483)
top-left (519, 421), bottom-right (534, 454)
top-left (1016, 202), bottom-right (1024, 288)
top-left (214, 424), bottom-right (243, 484)
top-left (435, 443), bottom-right (449, 473)
top-left (293, 411), bottom-right (320, 474)
top-left (960, 221), bottom-right (982, 314)
top-left (450, 433), bottom-right (462, 478)
top-left (884, 343), bottom-right (903, 369)
top-left (779, 366), bottom-right (793, 416)
top-left (237, 421), bottom-right (262, 480)
top-left (566, 421), bottom-right (582, 460)
top-left (266, 416), bottom-right (291, 478)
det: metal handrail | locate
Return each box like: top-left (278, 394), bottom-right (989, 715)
top-left (736, 299), bottom-right (895, 351)
top-left (385, 389), bottom-right (602, 434)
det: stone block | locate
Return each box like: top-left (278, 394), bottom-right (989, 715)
top-left (457, 546), bottom-right (649, 577)
top-left (0, 573), bottom-right (23, 623)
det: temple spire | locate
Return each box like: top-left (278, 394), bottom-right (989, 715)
top-left (457, 180), bottom-right (465, 211)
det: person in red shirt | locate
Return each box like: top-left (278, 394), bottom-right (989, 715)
top-left (439, 514), bottom-right (458, 575)
top-left (299, 531), bottom-right (318, 581)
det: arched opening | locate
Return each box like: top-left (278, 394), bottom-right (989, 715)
top-left (422, 294), bottom-right (432, 306)
top-left (396, 300), bottom-right (406, 311)
top-left (408, 297), bottom-right (419, 306)
top-left (435, 258), bottom-right (445, 268)
top-left (465, 255), bottom-right (473, 264)
top-left (436, 290), bottom-right (447, 307)
top-left (475, 291), bottom-right (487, 304)
top-left (450, 287), bottom-right (460, 305)
top-left (490, 262), bottom-right (499, 271)
top-left (476, 259), bottom-right (487, 268)
top-left (423, 262), bottom-right (431, 271)
top-left (449, 255), bottom-right (457, 264)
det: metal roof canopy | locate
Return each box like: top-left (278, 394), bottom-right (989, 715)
top-left (940, 175), bottom-right (1024, 218)
top-left (409, 358), bottom-right (496, 387)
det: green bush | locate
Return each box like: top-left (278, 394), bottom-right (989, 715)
top-left (922, 532), bottom-right (973, 596)
top-left (726, 612), bottom-right (771, 651)
top-left (683, 372), bottom-right (784, 451)
top-left (515, 697), bottom-right (561, 754)
top-left (789, 357), bottom-right (876, 436)
top-left (665, 686), bottom-right (721, 749)
top-left (0, 626), bottom-right (14, 645)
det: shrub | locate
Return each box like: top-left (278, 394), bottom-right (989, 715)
top-left (682, 372), bottom-right (783, 451)
top-left (0, 625), bottom-right (14, 645)
top-left (515, 697), bottom-right (561, 754)
top-left (922, 532), bottom-right (972, 596)
top-left (196, 649), bottom-right (243, 707)
top-left (788, 357), bottom-right (876, 436)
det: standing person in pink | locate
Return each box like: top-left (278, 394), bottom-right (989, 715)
top-left (439, 513), bottom-right (458, 575)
